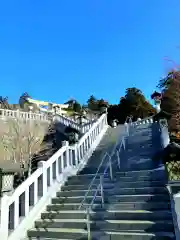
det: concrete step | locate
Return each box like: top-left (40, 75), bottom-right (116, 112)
top-left (73, 169), bottom-right (165, 180)
top-left (66, 176), bottom-right (112, 185)
top-left (34, 219), bottom-right (174, 232)
top-left (67, 175), bottom-right (166, 185)
top-left (115, 169), bottom-right (166, 178)
top-left (57, 186), bottom-right (169, 197)
top-left (27, 228), bottom-right (175, 239)
top-left (46, 201), bottom-right (171, 211)
top-left (62, 181), bottom-right (167, 191)
top-left (41, 209), bottom-right (173, 221)
top-left (107, 194), bottom-right (170, 203)
top-left (53, 193), bottom-right (170, 204)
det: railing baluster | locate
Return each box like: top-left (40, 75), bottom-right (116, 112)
top-left (0, 195), bottom-right (9, 239)
top-left (14, 197), bottom-right (19, 228)
top-left (25, 187), bottom-right (30, 215)
top-left (34, 179), bottom-right (38, 205)
top-left (49, 166), bottom-right (53, 186)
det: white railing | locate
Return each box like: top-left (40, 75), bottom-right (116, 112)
top-left (53, 114), bottom-right (94, 134)
top-left (0, 108), bottom-right (94, 133)
top-left (0, 108), bottom-right (49, 121)
top-left (134, 117), bottom-right (153, 125)
top-left (0, 113), bottom-right (108, 240)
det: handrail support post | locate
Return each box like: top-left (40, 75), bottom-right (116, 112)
top-left (109, 155), bottom-right (113, 180)
top-left (116, 150), bottom-right (120, 170)
top-left (100, 175), bottom-right (104, 207)
top-left (86, 207), bottom-right (91, 240)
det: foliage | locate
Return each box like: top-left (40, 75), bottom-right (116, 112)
top-left (19, 92), bottom-right (33, 111)
top-left (72, 101), bottom-right (82, 113)
top-left (157, 71), bottom-right (175, 92)
top-left (108, 87), bottom-right (156, 124)
top-left (157, 70), bottom-right (180, 131)
top-left (66, 99), bottom-right (82, 113)
top-left (0, 96), bottom-right (10, 109)
top-left (87, 95), bottom-right (108, 112)
top-left (87, 95), bottom-right (97, 111)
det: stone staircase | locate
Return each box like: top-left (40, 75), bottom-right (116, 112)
top-left (27, 122), bottom-right (176, 239)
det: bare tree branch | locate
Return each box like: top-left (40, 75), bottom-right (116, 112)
top-left (0, 118), bottom-right (49, 176)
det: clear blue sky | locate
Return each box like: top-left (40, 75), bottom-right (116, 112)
top-left (0, 0), bottom-right (180, 105)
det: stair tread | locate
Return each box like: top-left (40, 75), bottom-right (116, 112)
top-left (28, 227), bottom-right (175, 237)
top-left (43, 209), bottom-right (172, 214)
top-left (36, 219), bottom-right (173, 224)
top-left (48, 201), bottom-right (171, 205)
top-left (78, 169), bottom-right (164, 176)
top-left (63, 180), bottom-right (165, 189)
top-left (60, 186), bottom-right (168, 192)
top-left (54, 193), bottom-right (169, 198)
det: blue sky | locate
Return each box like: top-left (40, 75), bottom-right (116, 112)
top-left (0, 0), bottom-right (180, 105)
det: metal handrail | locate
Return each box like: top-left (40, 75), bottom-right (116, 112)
top-left (78, 151), bottom-right (109, 210)
top-left (85, 137), bottom-right (124, 240)
top-left (78, 133), bottom-right (125, 210)
top-left (79, 118), bottom-right (132, 240)
top-left (88, 139), bottom-right (124, 209)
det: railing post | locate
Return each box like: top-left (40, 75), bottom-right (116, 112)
top-left (74, 144), bottom-right (78, 166)
top-left (109, 155), bottom-right (113, 180)
top-left (0, 194), bottom-right (10, 239)
top-left (1, 109), bottom-right (5, 117)
top-left (122, 137), bottom-right (125, 150)
top-left (116, 150), bottom-right (120, 169)
top-left (16, 109), bottom-right (20, 118)
top-left (62, 141), bottom-right (69, 168)
top-left (160, 120), bottom-right (170, 148)
top-left (38, 161), bottom-right (47, 196)
top-left (0, 168), bottom-right (2, 197)
top-left (100, 175), bottom-right (104, 207)
top-left (86, 207), bottom-right (91, 240)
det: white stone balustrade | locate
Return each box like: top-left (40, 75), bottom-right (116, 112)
top-left (0, 113), bottom-right (108, 240)
top-left (53, 114), bottom-right (94, 134)
top-left (0, 108), bottom-right (94, 133)
top-left (0, 108), bottom-right (49, 121)
top-left (134, 117), bottom-right (153, 125)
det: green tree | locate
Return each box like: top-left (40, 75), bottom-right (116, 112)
top-left (87, 95), bottom-right (97, 111)
top-left (97, 99), bottom-right (108, 108)
top-left (107, 87), bottom-right (155, 124)
top-left (73, 101), bottom-right (81, 113)
top-left (123, 87), bottom-right (155, 120)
